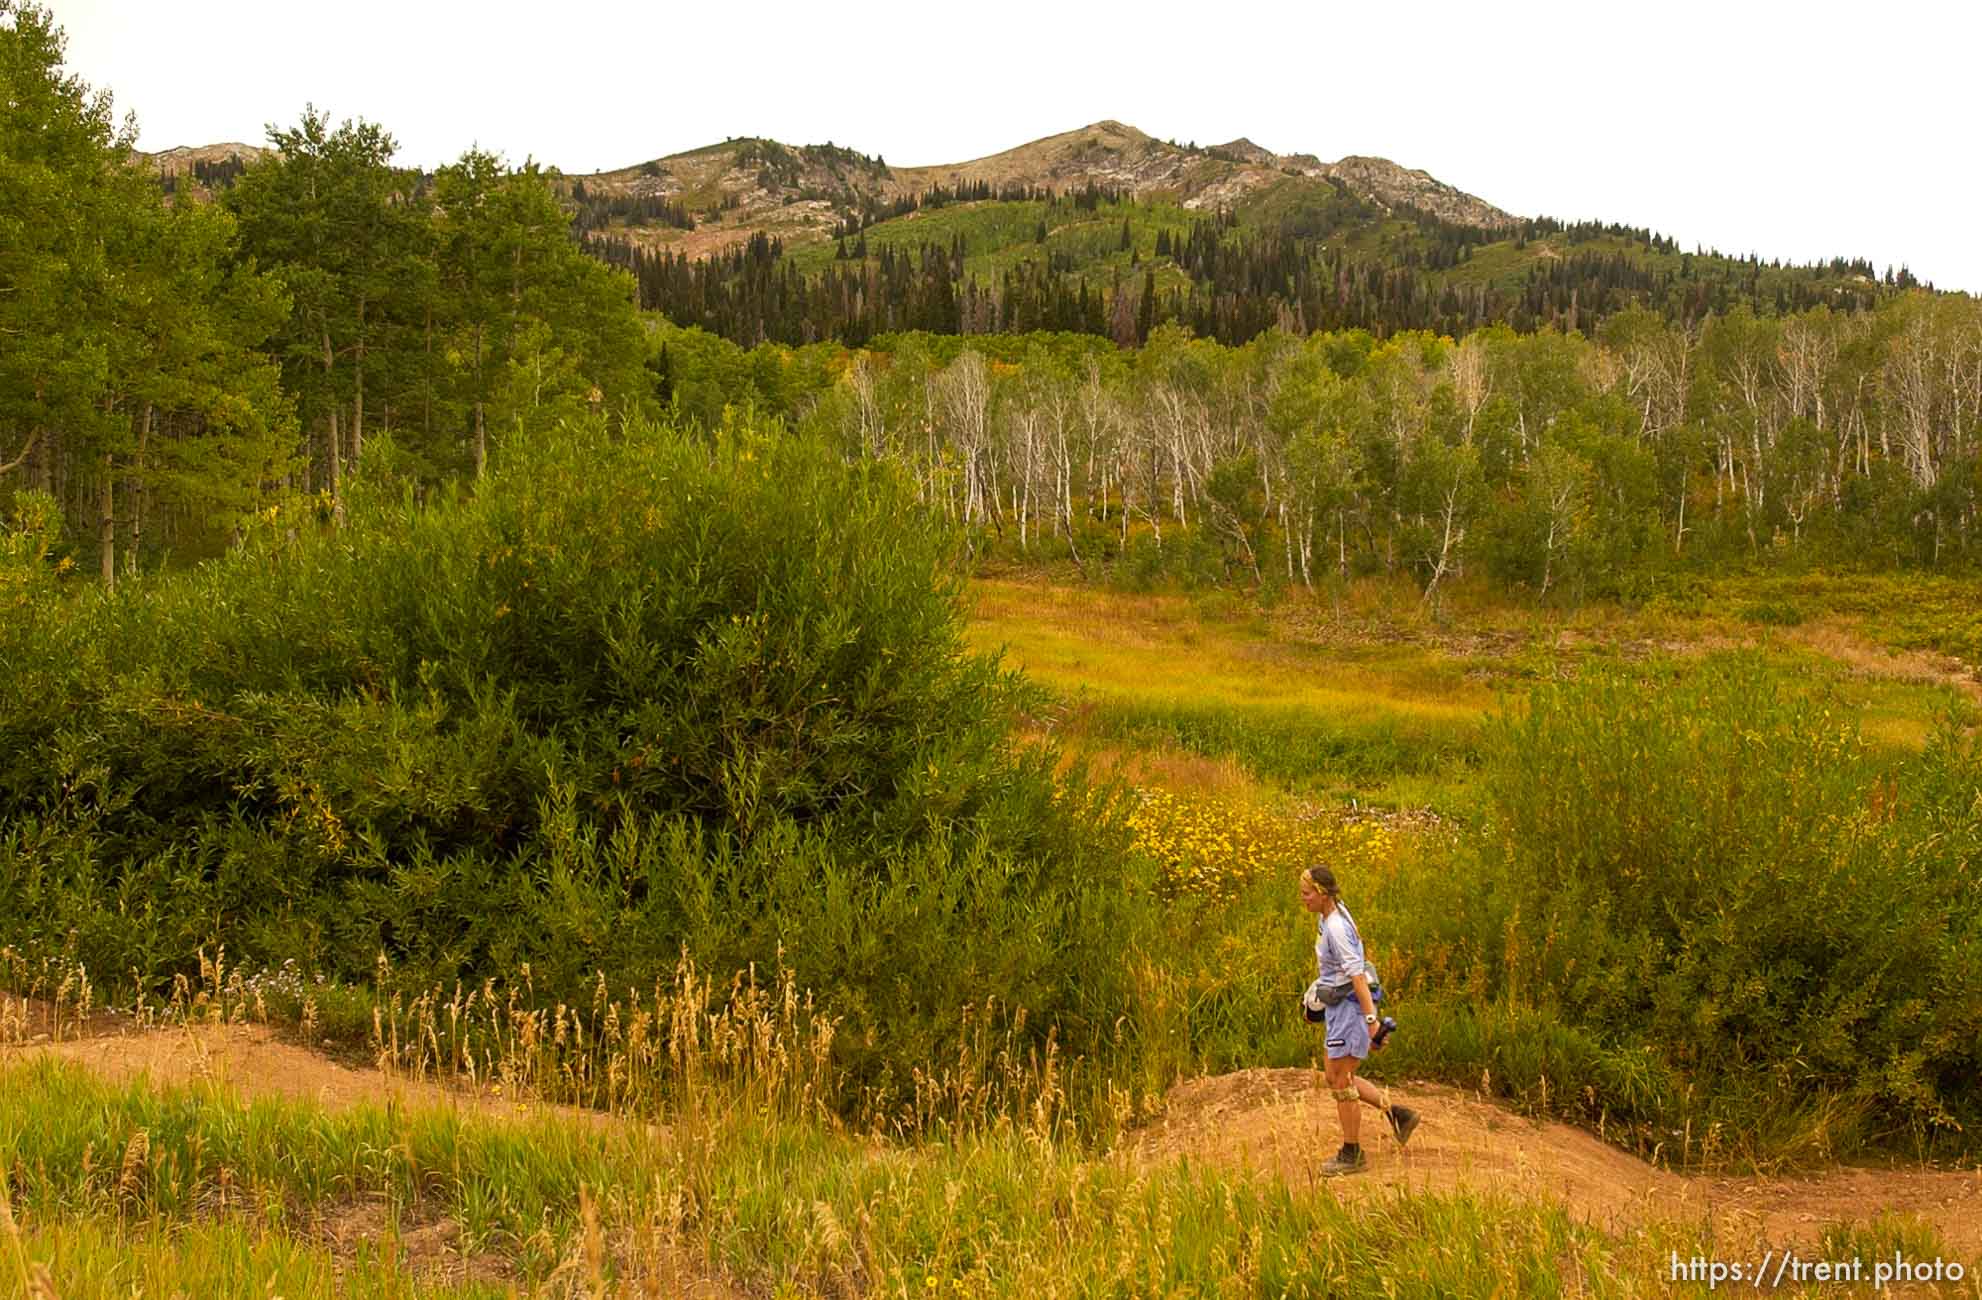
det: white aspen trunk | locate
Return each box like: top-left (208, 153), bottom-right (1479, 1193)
top-left (1420, 482), bottom-right (1464, 608)
top-left (0, 431), bottom-right (39, 480)
top-left (98, 447), bottom-right (115, 589)
top-left (1170, 436), bottom-right (1185, 527)
top-left (352, 297), bottom-right (366, 471)
top-left (126, 404), bottom-right (151, 576)
top-left (323, 327), bottom-right (343, 517)
top-left (473, 320), bottom-right (487, 481)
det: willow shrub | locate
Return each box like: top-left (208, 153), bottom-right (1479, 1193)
top-left (0, 420), bottom-right (1145, 1098)
top-left (1426, 653), bottom-right (1982, 1148)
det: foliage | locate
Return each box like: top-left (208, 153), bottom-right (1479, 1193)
top-left (0, 2), bottom-right (654, 570)
top-left (1444, 654), bottom-right (1982, 1145)
top-left (0, 421), bottom-right (1144, 1103)
top-left (624, 306), bottom-right (1982, 604)
top-left (0, 2), bottom-right (295, 571)
top-left (226, 118), bottom-right (652, 501)
top-left (1126, 789), bottom-right (1393, 900)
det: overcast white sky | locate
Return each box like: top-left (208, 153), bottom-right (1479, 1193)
top-left (50, 0), bottom-right (1982, 292)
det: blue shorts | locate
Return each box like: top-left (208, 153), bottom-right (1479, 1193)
top-left (1322, 986), bottom-right (1381, 1060)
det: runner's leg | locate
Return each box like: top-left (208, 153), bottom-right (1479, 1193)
top-left (1324, 1054), bottom-right (1361, 1146)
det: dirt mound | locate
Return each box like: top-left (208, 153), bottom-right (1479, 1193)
top-left (4, 1020), bottom-right (613, 1128)
top-left (1133, 1068), bottom-right (1685, 1231)
top-left (1132, 1068), bottom-right (1982, 1256)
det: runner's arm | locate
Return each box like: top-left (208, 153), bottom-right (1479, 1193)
top-left (1350, 972), bottom-right (1377, 1021)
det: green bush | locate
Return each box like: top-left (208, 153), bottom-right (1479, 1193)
top-left (1449, 654), bottom-right (1982, 1149)
top-left (0, 420), bottom-right (1146, 1101)
top-left (1108, 529), bottom-right (1233, 592)
top-left (1738, 598), bottom-right (1805, 626)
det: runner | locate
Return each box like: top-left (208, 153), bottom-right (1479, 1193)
top-left (1299, 864), bottom-right (1420, 1175)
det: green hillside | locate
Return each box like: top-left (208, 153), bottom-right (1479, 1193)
top-left (592, 170), bottom-right (1903, 348)
top-left (144, 115), bottom-right (1916, 349)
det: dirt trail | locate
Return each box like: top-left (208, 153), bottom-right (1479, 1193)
top-left (3, 1018), bottom-right (615, 1129)
top-left (1133, 1068), bottom-right (1982, 1259)
top-left (3, 1019), bottom-right (738, 1294)
top-left (8, 1024), bottom-right (1980, 1269)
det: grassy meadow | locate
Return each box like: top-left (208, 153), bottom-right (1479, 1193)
top-left (967, 577), bottom-right (1497, 809)
top-left (782, 196), bottom-right (1205, 291)
top-left (967, 570), bottom-right (1980, 807)
top-left (3, 423), bottom-right (1980, 1295)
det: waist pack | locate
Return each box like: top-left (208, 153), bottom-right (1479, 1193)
top-left (1301, 968), bottom-right (1381, 1022)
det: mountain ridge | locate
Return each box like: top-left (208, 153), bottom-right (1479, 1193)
top-left (135, 120), bottom-right (1519, 264)
top-left (133, 121), bottom-right (1914, 348)
top-left (565, 119), bottom-right (1516, 259)
top-left (142, 142), bottom-right (270, 173)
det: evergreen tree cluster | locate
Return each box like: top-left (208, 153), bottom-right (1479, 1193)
top-left (589, 231), bottom-right (981, 345)
top-left (596, 182), bottom-right (1913, 356)
top-left (797, 140), bottom-right (888, 174)
top-left (825, 178), bottom-right (1124, 242)
top-left (191, 154), bottom-right (248, 189)
top-left (567, 184), bottom-right (696, 233)
top-left (156, 153), bottom-right (251, 195)
top-left (728, 138), bottom-right (889, 196)
top-left (1518, 215), bottom-right (1677, 252)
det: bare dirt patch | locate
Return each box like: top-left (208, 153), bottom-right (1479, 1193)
top-left (317, 1199), bottom-right (514, 1290)
top-left (633, 222), bottom-right (756, 262)
top-left (6, 1021), bottom-right (748, 1292)
top-left (1133, 1068), bottom-right (1684, 1232)
top-left (313, 1196), bottom-right (752, 1298)
top-left (1704, 1165), bottom-right (1982, 1262)
top-left (1131, 1068), bottom-right (1982, 1256)
top-left (3, 1020), bottom-right (614, 1129)
top-left (1783, 620), bottom-right (1982, 702)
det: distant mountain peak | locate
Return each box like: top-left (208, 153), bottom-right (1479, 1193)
top-left (1210, 137), bottom-right (1275, 165)
top-left (141, 142), bottom-right (269, 174)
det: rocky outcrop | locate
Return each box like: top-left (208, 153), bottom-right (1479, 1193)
top-left (1319, 155), bottom-right (1516, 229)
top-left (1208, 137), bottom-right (1276, 165)
top-left (138, 143), bottom-right (270, 176)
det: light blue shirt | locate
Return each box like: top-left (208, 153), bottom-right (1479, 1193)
top-left (1315, 901), bottom-right (1369, 987)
